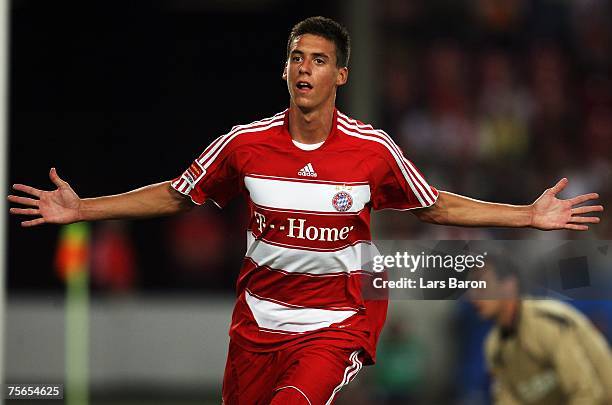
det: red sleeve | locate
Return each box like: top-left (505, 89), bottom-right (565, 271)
top-left (171, 135), bottom-right (242, 208)
top-left (370, 142), bottom-right (438, 211)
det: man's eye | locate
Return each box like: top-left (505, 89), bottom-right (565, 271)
top-left (292, 56), bottom-right (302, 62)
top-left (315, 58), bottom-right (325, 64)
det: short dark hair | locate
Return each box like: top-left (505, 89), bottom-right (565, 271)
top-left (287, 16), bottom-right (351, 68)
top-left (486, 252), bottom-right (525, 294)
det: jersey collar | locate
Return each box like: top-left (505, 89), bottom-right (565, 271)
top-left (282, 107), bottom-right (339, 152)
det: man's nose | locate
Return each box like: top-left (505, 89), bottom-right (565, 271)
top-left (299, 59), bottom-right (312, 74)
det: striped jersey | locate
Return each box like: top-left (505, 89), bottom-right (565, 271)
top-left (171, 109), bottom-right (438, 363)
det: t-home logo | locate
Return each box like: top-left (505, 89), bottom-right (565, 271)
top-left (253, 212), bottom-right (354, 242)
top-left (287, 218), bottom-right (354, 242)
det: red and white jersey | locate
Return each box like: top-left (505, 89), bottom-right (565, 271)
top-left (171, 109), bottom-right (438, 363)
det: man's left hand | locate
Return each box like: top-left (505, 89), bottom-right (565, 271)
top-left (531, 178), bottom-right (604, 231)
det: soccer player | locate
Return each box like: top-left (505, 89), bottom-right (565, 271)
top-left (8, 16), bottom-right (604, 405)
top-left (470, 259), bottom-right (612, 404)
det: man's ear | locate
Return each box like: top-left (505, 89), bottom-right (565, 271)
top-left (282, 62), bottom-right (288, 81)
top-left (336, 67), bottom-right (348, 86)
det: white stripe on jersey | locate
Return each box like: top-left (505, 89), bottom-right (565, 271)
top-left (325, 350), bottom-right (362, 405)
top-left (172, 177), bottom-right (192, 195)
top-left (178, 180), bottom-right (190, 193)
top-left (172, 162), bottom-right (208, 196)
top-left (245, 290), bottom-right (357, 333)
top-left (171, 176), bottom-right (185, 191)
top-left (200, 117), bottom-right (285, 170)
top-left (337, 113), bottom-right (437, 206)
top-left (337, 114), bottom-right (436, 204)
top-left (274, 386), bottom-right (312, 405)
top-left (337, 112), bottom-right (437, 203)
top-left (173, 112), bottom-right (286, 199)
top-left (197, 111), bottom-right (286, 169)
top-left (244, 175), bottom-right (371, 213)
top-left (246, 173), bottom-right (369, 186)
top-left (336, 122), bottom-right (435, 207)
top-left (336, 122), bottom-right (430, 207)
top-left (246, 232), bottom-right (379, 276)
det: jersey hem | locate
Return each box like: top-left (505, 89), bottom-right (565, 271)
top-left (228, 329), bottom-right (376, 366)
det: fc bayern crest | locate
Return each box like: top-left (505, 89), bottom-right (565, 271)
top-left (332, 191), bottom-right (353, 212)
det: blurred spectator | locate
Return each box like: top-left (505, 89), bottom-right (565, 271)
top-left (571, 0), bottom-right (612, 73)
top-left (584, 106), bottom-right (612, 163)
top-left (529, 44), bottom-right (581, 175)
top-left (474, 0), bottom-right (526, 33)
top-left (165, 207), bottom-right (231, 289)
top-left (91, 221), bottom-right (136, 292)
top-left (476, 49), bottom-right (532, 163)
top-left (398, 43), bottom-right (477, 176)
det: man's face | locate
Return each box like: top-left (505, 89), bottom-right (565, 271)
top-left (283, 34), bottom-right (348, 112)
top-left (471, 297), bottom-right (504, 321)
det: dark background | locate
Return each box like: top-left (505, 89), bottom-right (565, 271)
top-left (8, 0), bottom-right (342, 292)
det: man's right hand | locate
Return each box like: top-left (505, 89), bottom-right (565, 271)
top-left (8, 168), bottom-right (82, 227)
top-left (9, 169), bottom-right (192, 225)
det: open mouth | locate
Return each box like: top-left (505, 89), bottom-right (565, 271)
top-left (296, 81), bottom-right (313, 91)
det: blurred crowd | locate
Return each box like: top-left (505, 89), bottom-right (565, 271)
top-left (374, 0), bottom-right (612, 241)
top-left (357, 1), bottom-right (612, 403)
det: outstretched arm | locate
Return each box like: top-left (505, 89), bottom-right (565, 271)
top-left (8, 168), bottom-right (193, 227)
top-left (414, 178), bottom-right (603, 231)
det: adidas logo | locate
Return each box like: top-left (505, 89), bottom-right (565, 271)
top-left (298, 163), bottom-right (318, 178)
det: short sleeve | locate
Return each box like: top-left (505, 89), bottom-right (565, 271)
top-left (171, 135), bottom-right (242, 208)
top-left (370, 141), bottom-right (438, 211)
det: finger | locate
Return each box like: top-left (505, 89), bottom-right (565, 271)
top-left (21, 218), bottom-right (46, 227)
top-left (564, 224), bottom-right (589, 231)
top-left (9, 207), bottom-right (40, 216)
top-left (570, 216), bottom-right (600, 224)
top-left (12, 184), bottom-right (42, 198)
top-left (49, 167), bottom-right (67, 188)
top-left (549, 178), bottom-right (568, 195)
top-left (569, 193), bottom-right (599, 205)
top-left (7, 195), bottom-right (39, 207)
top-left (571, 205), bottom-right (604, 215)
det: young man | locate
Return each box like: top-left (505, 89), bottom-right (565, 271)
top-left (8, 16), bottom-right (604, 405)
top-left (470, 260), bottom-right (612, 404)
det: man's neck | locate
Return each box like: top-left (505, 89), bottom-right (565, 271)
top-left (288, 103), bottom-right (335, 144)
